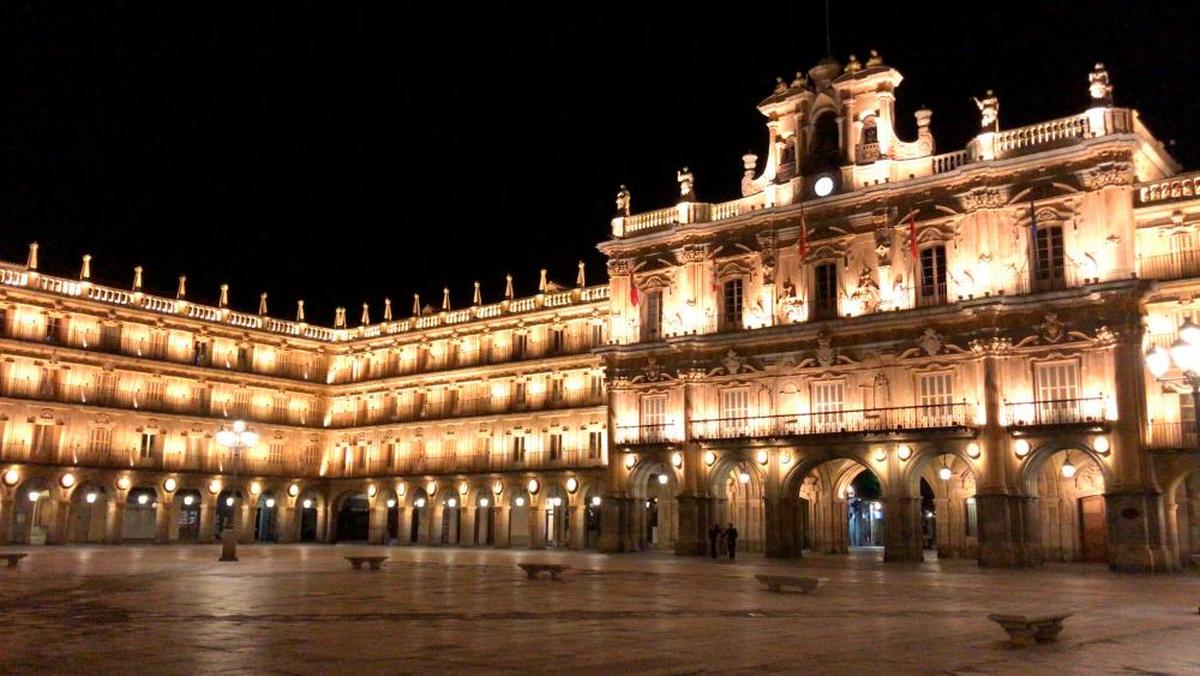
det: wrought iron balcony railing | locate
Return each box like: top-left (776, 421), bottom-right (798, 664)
top-left (1147, 421), bottom-right (1200, 452)
top-left (1003, 396), bottom-right (1106, 427)
top-left (1137, 250), bottom-right (1200, 282)
top-left (690, 402), bottom-right (976, 441)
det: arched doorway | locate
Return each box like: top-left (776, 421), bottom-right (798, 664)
top-left (720, 460), bottom-right (765, 553)
top-left (333, 492), bottom-right (370, 542)
top-left (914, 452), bottom-right (978, 560)
top-left (69, 483), bottom-right (109, 543)
top-left (255, 492), bottom-right (278, 542)
top-left (1167, 470), bottom-right (1200, 567)
top-left (792, 456), bottom-right (882, 557)
top-left (176, 489), bottom-right (202, 542)
top-left (10, 478), bottom-right (52, 545)
top-left (377, 489), bottom-right (399, 544)
top-left (630, 460), bottom-right (678, 552)
top-left (440, 492), bottom-right (461, 545)
top-left (508, 487), bottom-right (531, 548)
top-left (410, 487), bottom-right (429, 545)
top-left (583, 483), bottom-right (603, 549)
top-left (214, 489), bottom-right (242, 539)
top-left (296, 490), bottom-right (322, 542)
top-left (543, 484), bottom-right (569, 548)
top-left (1024, 446), bottom-right (1108, 563)
top-left (474, 488), bottom-right (495, 546)
top-left (122, 486), bottom-right (159, 541)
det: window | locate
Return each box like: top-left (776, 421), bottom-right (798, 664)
top-left (811, 381), bottom-right (845, 432)
top-left (918, 246), bottom-right (948, 306)
top-left (550, 328), bottom-right (565, 354)
top-left (193, 341), bottom-right (207, 366)
top-left (356, 446), bottom-right (367, 470)
top-left (1181, 393), bottom-right (1197, 448)
top-left (269, 442), bottom-right (284, 465)
top-left (640, 290), bottom-right (663, 342)
top-left (588, 431), bottom-right (603, 459)
top-left (88, 427), bottom-right (112, 456)
top-left (965, 498), bottom-right (978, 537)
top-left (446, 341), bottom-right (459, 367)
top-left (722, 279), bottom-right (744, 330)
top-left (861, 118), bottom-right (878, 145)
top-left (549, 378), bottom-right (564, 404)
top-left (1034, 361), bottom-right (1080, 424)
top-left (513, 332), bottom-right (528, 360)
top-left (918, 372), bottom-right (954, 426)
top-left (720, 388), bottom-right (750, 436)
top-left (511, 435), bottom-right (526, 462)
top-left (45, 316), bottom-right (60, 344)
top-left (413, 390), bottom-right (428, 418)
top-left (305, 444), bottom-right (321, 467)
top-left (514, 381), bottom-right (527, 408)
top-left (1033, 224), bottom-right (1065, 291)
top-left (549, 432), bottom-right (563, 461)
top-left (445, 388), bottom-right (459, 415)
top-left (145, 381), bottom-right (165, 408)
top-left (591, 323), bottom-right (605, 347)
top-left (139, 433), bottom-right (156, 461)
top-left (588, 373), bottom-right (604, 399)
top-left (813, 263), bottom-right (838, 319)
top-left (386, 442), bottom-right (398, 468)
top-left (640, 395), bottom-right (667, 442)
top-left (474, 435), bottom-right (490, 455)
top-left (233, 391), bottom-right (250, 417)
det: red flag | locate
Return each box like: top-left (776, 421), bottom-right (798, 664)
top-left (629, 274), bottom-right (639, 306)
top-left (908, 211), bottom-right (918, 260)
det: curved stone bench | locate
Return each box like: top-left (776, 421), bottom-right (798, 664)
top-left (518, 563), bottom-right (568, 580)
top-left (987, 613), bottom-right (1071, 647)
top-left (344, 555), bottom-right (388, 570)
top-left (1, 553), bottom-right (28, 568)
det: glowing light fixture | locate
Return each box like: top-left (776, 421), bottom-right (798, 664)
top-left (117, 476), bottom-right (132, 491)
top-left (737, 471), bottom-right (750, 484)
top-left (302, 499), bottom-right (313, 509)
top-left (966, 442), bottom-right (981, 459)
top-left (703, 450), bottom-right (716, 466)
top-left (1145, 346), bottom-right (1171, 378)
top-left (671, 452), bottom-right (683, 468)
top-left (1093, 436), bottom-right (1110, 454)
top-left (60, 472), bottom-right (76, 489)
top-left (1061, 453), bottom-right (1077, 479)
top-left (208, 479), bottom-right (222, 494)
top-left (386, 498), bottom-right (396, 508)
top-left (28, 490), bottom-right (40, 502)
top-left (288, 483), bottom-right (300, 497)
top-left (183, 495), bottom-right (194, 506)
top-left (2, 468), bottom-right (19, 486)
top-left (85, 492), bottom-right (98, 504)
top-left (414, 498), bottom-right (426, 508)
top-left (624, 454), bottom-right (636, 470)
top-left (755, 450), bottom-right (769, 465)
top-left (265, 498), bottom-right (276, 508)
top-left (514, 496), bottom-right (525, 507)
top-left (137, 493), bottom-right (149, 505)
top-left (527, 479), bottom-right (540, 494)
top-left (163, 477), bottom-right (177, 493)
top-left (591, 496), bottom-right (602, 507)
top-left (566, 477), bottom-right (579, 493)
top-left (657, 474), bottom-right (668, 485)
top-left (897, 445), bottom-right (912, 461)
top-left (447, 498), bottom-right (458, 508)
top-left (225, 496), bottom-right (235, 507)
top-left (479, 498), bottom-right (489, 508)
top-left (1014, 439), bottom-right (1031, 458)
top-left (249, 481), bottom-right (262, 496)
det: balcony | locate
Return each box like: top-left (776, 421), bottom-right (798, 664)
top-left (1004, 397), bottom-right (1107, 428)
top-left (690, 402), bottom-right (976, 441)
top-left (1147, 421), bottom-right (1200, 452)
top-left (1137, 250), bottom-right (1200, 282)
top-left (615, 422), bottom-right (678, 446)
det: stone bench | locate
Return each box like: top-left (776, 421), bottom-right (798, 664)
top-left (987, 613), bottom-right (1072, 647)
top-left (518, 563), bottom-right (568, 580)
top-left (1, 553), bottom-right (27, 568)
top-left (755, 574), bottom-right (821, 594)
top-left (344, 556), bottom-right (388, 570)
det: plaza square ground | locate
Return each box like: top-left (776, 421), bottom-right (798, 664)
top-left (0, 545), bottom-right (1199, 674)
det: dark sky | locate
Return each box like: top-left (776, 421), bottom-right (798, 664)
top-left (3, 2), bottom-right (1197, 325)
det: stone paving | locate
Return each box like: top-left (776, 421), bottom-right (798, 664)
top-left (0, 544), bottom-right (1198, 674)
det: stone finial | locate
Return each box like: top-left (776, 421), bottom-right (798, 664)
top-left (26, 242), bottom-right (38, 270)
top-left (132, 266), bottom-right (143, 292)
top-left (334, 307), bottom-right (346, 328)
top-left (538, 269), bottom-right (548, 293)
top-left (218, 284), bottom-right (229, 308)
top-left (1089, 62), bottom-right (1113, 105)
top-left (866, 49), bottom-right (883, 67)
top-left (258, 293), bottom-right (268, 316)
top-left (790, 71), bottom-right (807, 89)
top-left (361, 303), bottom-right (370, 326)
top-left (845, 54), bottom-right (862, 73)
top-left (505, 274), bottom-right (514, 300)
top-left (442, 287), bottom-right (450, 312)
top-left (412, 293), bottom-right (420, 317)
top-left (576, 261), bottom-right (586, 288)
top-left (742, 153), bottom-right (758, 177)
top-left (473, 281), bottom-right (481, 306)
top-left (296, 299), bottom-right (305, 323)
top-left (773, 76), bottom-right (787, 95)
top-left (176, 276), bottom-right (187, 299)
top-left (383, 298), bottom-right (393, 322)
top-left (615, 185), bottom-right (631, 216)
top-left (80, 255), bottom-right (92, 281)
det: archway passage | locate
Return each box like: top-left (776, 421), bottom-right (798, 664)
top-left (508, 489), bottom-right (531, 548)
top-left (408, 488), bottom-right (430, 544)
top-left (176, 490), bottom-right (202, 542)
top-left (255, 492), bottom-right (278, 542)
top-left (1169, 471), bottom-right (1200, 567)
top-left (583, 488), bottom-right (602, 549)
top-left (918, 453), bottom-right (978, 560)
top-left (10, 480), bottom-right (53, 545)
top-left (793, 458), bottom-right (882, 558)
top-left (122, 487), bottom-right (159, 541)
top-left (69, 484), bottom-right (110, 543)
top-left (440, 494), bottom-right (461, 545)
top-left (1030, 449), bottom-right (1107, 563)
top-left (543, 485), bottom-right (569, 548)
top-left (721, 461), bottom-right (764, 554)
top-left (334, 493), bottom-right (370, 542)
top-left (297, 492), bottom-right (321, 542)
top-left (631, 462), bottom-right (677, 552)
top-left (474, 491), bottom-right (495, 546)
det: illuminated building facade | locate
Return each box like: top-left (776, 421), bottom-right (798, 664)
top-left (3, 54), bottom-right (1200, 571)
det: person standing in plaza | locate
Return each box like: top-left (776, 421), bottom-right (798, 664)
top-left (725, 522), bottom-right (738, 561)
top-left (708, 524), bottom-right (721, 559)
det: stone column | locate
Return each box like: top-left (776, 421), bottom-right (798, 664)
top-left (367, 500), bottom-right (387, 544)
top-left (882, 496), bottom-right (924, 562)
top-left (528, 505), bottom-right (545, 549)
top-left (0, 496), bottom-right (12, 544)
top-left (568, 503), bottom-right (586, 550)
top-left (767, 496), bottom-right (799, 558)
top-left (598, 496), bottom-right (627, 552)
top-left (167, 500), bottom-right (182, 542)
top-left (237, 501), bottom-right (254, 544)
top-left (43, 498), bottom-right (67, 545)
top-left (105, 497), bottom-right (126, 544)
top-left (276, 504), bottom-right (295, 543)
top-left (427, 502), bottom-right (443, 545)
top-left (396, 507), bottom-right (411, 544)
top-left (493, 505), bottom-right (511, 547)
top-left (674, 494), bottom-right (705, 556)
top-left (155, 499), bottom-right (171, 544)
top-left (198, 500), bottom-right (214, 543)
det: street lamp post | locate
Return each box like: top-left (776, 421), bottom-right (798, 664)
top-left (1145, 318), bottom-right (1200, 448)
top-left (215, 420), bottom-right (257, 562)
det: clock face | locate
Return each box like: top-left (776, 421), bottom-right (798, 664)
top-left (813, 175), bottom-right (835, 197)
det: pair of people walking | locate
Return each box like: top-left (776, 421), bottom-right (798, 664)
top-left (708, 523), bottom-right (739, 561)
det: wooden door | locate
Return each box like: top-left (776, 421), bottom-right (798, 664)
top-left (1079, 495), bottom-right (1107, 563)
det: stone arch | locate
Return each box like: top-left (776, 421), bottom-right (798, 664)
top-left (782, 450), bottom-right (886, 558)
top-left (67, 481), bottom-right (112, 543)
top-left (580, 477), bottom-right (605, 549)
top-left (1019, 439), bottom-right (1109, 564)
top-left (407, 486), bottom-right (431, 545)
top-left (705, 451), bottom-right (766, 554)
top-left (330, 488), bottom-right (370, 543)
top-left (628, 456), bottom-right (678, 551)
top-left (909, 449), bottom-right (979, 560)
top-left (295, 488), bottom-right (325, 542)
top-left (506, 483), bottom-right (533, 548)
top-left (1166, 468), bottom-right (1200, 568)
top-left (9, 475), bottom-right (53, 545)
top-left (253, 490), bottom-right (279, 542)
top-left (122, 484), bottom-right (161, 542)
top-left (541, 480), bottom-right (571, 548)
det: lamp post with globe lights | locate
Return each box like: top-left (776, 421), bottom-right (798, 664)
top-left (1145, 318), bottom-right (1200, 448)
top-left (215, 420), bottom-right (257, 561)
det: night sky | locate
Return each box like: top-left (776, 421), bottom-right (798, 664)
top-left (4, 2), bottom-right (1197, 325)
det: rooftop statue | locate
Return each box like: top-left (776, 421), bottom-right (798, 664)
top-left (615, 184), bottom-right (631, 216)
top-left (677, 166), bottom-right (695, 201)
top-left (773, 76), bottom-right (787, 95)
top-left (1089, 62), bottom-right (1113, 105)
top-left (973, 89), bottom-right (1000, 132)
top-left (845, 54), bottom-right (862, 74)
top-left (865, 49), bottom-right (884, 67)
